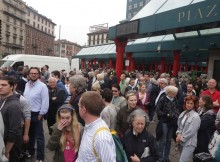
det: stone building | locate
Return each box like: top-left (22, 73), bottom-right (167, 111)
top-left (0, 0), bottom-right (26, 57)
top-left (54, 39), bottom-right (81, 60)
top-left (25, 6), bottom-right (56, 56)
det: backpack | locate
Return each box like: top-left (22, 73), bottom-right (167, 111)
top-left (92, 127), bottom-right (128, 162)
top-left (209, 130), bottom-right (220, 158)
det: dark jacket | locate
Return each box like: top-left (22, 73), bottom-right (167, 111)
top-left (156, 96), bottom-right (179, 124)
top-left (194, 109), bottom-right (216, 154)
top-left (0, 94), bottom-right (22, 161)
top-left (69, 91), bottom-right (85, 126)
top-left (57, 80), bottom-right (68, 100)
top-left (16, 78), bottom-right (27, 94)
top-left (123, 129), bottom-right (159, 162)
top-left (116, 105), bottom-right (138, 137)
top-left (149, 84), bottom-right (160, 109)
top-left (125, 85), bottom-right (138, 94)
top-left (47, 87), bottom-right (65, 134)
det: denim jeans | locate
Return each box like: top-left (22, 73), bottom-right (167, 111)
top-left (28, 112), bottom-right (45, 161)
top-left (158, 122), bottom-right (173, 160)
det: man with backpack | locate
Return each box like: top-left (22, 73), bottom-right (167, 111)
top-left (76, 91), bottom-right (116, 162)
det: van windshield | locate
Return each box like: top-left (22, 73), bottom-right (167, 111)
top-left (0, 60), bottom-right (14, 68)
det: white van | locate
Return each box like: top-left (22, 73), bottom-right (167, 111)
top-left (0, 54), bottom-right (70, 73)
top-left (71, 58), bottom-right (80, 72)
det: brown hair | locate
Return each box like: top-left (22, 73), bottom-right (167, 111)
top-left (80, 91), bottom-right (104, 116)
top-left (183, 95), bottom-right (199, 110)
top-left (200, 95), bottom-right (213, 111)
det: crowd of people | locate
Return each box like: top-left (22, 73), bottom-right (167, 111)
top-left (0, 65), bottom-right (220, 162)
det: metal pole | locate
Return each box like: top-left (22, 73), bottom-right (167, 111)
top-left (59, 25), bottom-right (61, 57)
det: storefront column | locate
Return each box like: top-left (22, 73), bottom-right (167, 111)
top-left (173, 50), bottom-right (180, 77)
top-left (160, 57), bottom-right (166, 73)
top-left (126, 52), bottom-right (132, 71)
top-left (114, 38), bottom-right (127, 83)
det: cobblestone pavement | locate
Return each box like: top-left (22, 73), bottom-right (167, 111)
top-left (26, 120), bottom-right (192, 162)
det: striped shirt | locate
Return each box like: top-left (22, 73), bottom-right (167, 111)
top-left (76, 118), bottom-right (116, 162)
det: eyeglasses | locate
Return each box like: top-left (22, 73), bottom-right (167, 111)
top-left (29, 73), bottom-right (39, 75)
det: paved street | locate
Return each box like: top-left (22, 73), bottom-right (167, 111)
top-left (26, 120), bottom-right (192, 162)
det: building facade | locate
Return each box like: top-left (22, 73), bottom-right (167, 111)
top-left (0, 0), bottom-right (26, 58)
top-left (126, 0), bottom-right (151, 20)
top-left (54, 39), bottom-right (81, 60)
top-left (87, 29), bottom-right (109, 46)
top-left (25, 6), bottom-right (56, 56)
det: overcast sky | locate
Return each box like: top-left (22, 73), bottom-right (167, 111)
top-left (24, 0), bottom-right (127, 46)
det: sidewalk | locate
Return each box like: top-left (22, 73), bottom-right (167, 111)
top-left (27, 120), bottom-right (192, 162)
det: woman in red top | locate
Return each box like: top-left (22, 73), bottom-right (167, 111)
top-left (47, 104), bottom-right (82, 162)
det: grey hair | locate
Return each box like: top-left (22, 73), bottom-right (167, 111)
top-left (127, 109), bottom-right (149, 127)
top-left (165, 85), bottom-right (178, 95)
top-left (48, 77), bottom-right (58, 82)
top-left (158, 78), bottom-right (168, 85)
top-left (69, 75), bottom-right (86, 93)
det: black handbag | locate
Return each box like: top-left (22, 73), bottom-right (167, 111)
top-left (193, 152), bottom-right (215, 162)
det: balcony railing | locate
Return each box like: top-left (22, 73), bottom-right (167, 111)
top-left (2, 8), bottom-right (26, 21)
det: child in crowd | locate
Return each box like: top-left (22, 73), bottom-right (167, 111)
top-left (47, 104), bottom-right (83, 162)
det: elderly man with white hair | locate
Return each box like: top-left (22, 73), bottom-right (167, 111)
top-left (156, 85), bottom-right (179, 162)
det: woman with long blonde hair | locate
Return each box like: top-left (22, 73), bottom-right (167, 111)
top-left (47, 104), bottom-right (83, 162)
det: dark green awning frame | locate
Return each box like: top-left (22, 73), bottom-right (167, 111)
top-left (109, 0), bottom-right (220, 40)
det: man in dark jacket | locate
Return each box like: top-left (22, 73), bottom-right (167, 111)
top-left (0, 76), bottom-right (22, 162)
top-left (47, 77), bottom-right (65, 135)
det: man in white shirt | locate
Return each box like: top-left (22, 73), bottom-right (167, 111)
top-left (76, 91), bottom-right (116, 162)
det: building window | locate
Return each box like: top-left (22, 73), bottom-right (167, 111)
top-left (139, 1), bottom-right (144, 7)
top-left (41, 26), bottom-right (43, 31)
top-left (13, 37), bottom-right (16, 44)
top-left (37, 24), bottom-right (39, 29)
top-left (20, 29), bottom-right (23, 35)
top-left (6, 37), bottom-right (9, 43)
top-left (146, 0), bottom-right (150, 4)
top-left (13, 27), bottom-right (17, 33)
top-left (27, 19), bottom-right (30, 24)
top-left (128, 13), bottom-right (132, 19)
top-left (42, 19), bottom-right (44, 23)
top-left (129, 0), bottom-right (132, 2)
top-left (34, 14), bottom-right (36, 19)
top-left (20, 21), bottom-right (22, 27)
top-left (128, 5), bottom-right (132, 10)
top-left (6, 25), bottom-right (10, 32)
top-left (38, 16), bottom-right (40, 21)
top-left (133, 12), bottom-right (137, 16)
top-left (28, 11), bottom-right (30, 16)
top-left (7, 16), bottom-right (10, 22)
top-left (19, 39), bottom-right (22, 45)
top-left (134, 3), bottom-right (137, 8)
top-left (14, 19), bottom-right (16, 25)
top-left (33, 22), bottom-right (35, 27)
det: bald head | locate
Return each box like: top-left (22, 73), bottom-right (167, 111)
top-left (207, 78), bottom-right (217, 90)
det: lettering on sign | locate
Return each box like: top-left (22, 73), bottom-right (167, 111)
top-left (178, 4), bottom-right (218, 23)
top-left (116, 20), bottom-right (139, 36)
